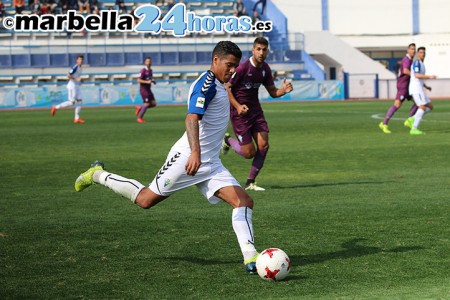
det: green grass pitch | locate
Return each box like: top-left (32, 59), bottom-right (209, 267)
top-left (1, 100), bottom-right (449, 299)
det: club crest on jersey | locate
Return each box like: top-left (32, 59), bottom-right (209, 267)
top-left (196, 97), bottom-right (205, 108)
top-left (262, 70), bottom-right (266, 77)
top-left (164, 178), bottom-right (171, 187)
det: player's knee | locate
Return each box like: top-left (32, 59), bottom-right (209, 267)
top-left (259, 143), bottom-right (269, 152)
top-left (239, 194), bottom-right (254, 209)
top-left (135, 189), bottom-right (156, 209)
top-left (242, 148), bottom-right (256, 159)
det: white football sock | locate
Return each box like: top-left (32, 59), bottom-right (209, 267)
top-left (232, 207), bottom-right (258, 261)
top-left (56, 100), bottom-right (74, 109)
top-left (94, 171), bottom-right (145, 203)
top-left (75, 102), bottom-right (81, 120)
top-left (412, 108), bottom-right (425, 129)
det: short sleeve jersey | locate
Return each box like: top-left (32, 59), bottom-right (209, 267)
top-left (397, 55), bottom-right (413, 90)
top-left (409, 60), bottom-right (425, 94)
top-left (170, 71), bottom-right (230, 163)
top-left (67, 64), bottom-right (82, 89)
top-left (139, 67), bottom-right (153, 92)
top-left (229, 57), bottom-right (274, 117)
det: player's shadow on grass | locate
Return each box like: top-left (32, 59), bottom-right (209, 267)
top-left (268, 181), bottom-right (385, 190)
top-left (290, 238), bottom-right (425, 267)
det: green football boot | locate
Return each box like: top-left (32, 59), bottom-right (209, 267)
top-left (378, 122), bottom-right (391, 134)
top-left (410, 128), bottom-right (424, 135)
top-left (404, 117), bottom-right (414, 129)
top-left (75, 161), bottom-right (105, 192)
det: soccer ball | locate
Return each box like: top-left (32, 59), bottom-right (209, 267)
top-left (256, 248), bottom-right (291, 281)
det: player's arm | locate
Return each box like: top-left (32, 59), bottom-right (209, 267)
top-left (185, 113), bottom-right (201, 176)
top-left (402, 67), bottom-right (411, 76)
top-left (226, 82), bottom-right (248, 116)
top-left (265, 78), bottom-right (293, 98)
top-left (414, 73), bottom-right (436, 80)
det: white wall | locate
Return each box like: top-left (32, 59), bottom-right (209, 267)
top-left (272, 0), bottom-right (450, 35)
top-left (419, 0), bottom-right (450, 34)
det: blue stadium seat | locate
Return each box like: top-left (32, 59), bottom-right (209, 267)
top-left (88, 53), bottom-right (106, 66)
top-left (0, 55), bottom-right (12, 67)
top-left (161, 52), bottom-right (178, 65)
top-left (12, 55), bottom-right (31, 67)
top-left (179, 52), bottom-right (196, 64)
top-left (196, 51), bottom-right (210, 64)
top-left (125, 52), bottom-right (143, 65)
top-left (106, 53), bottom-right (125, 66)
top-left (31, 54), bottom-right (50, 67)
top-left (285, 50), bottom-right (302, 62)
top-left (50, 54), bottom-right (69, 67)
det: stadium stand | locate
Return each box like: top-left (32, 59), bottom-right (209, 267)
top-left (0, 0), bottom-right (316, 87)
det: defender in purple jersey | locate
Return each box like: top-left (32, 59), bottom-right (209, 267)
top-left (379, 43), bottom-right (417, 133)
top-left (222, 37), bottom-right (293, 191)
top-left (136, 57), bottom-right (157, 123)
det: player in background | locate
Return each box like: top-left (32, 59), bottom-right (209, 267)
top-left (222, 37), bottom-right (293, 191)
top-left (74, 41), bottom-right (260, 274)
top-left (379, 43), bottom-right (417, 134)
top-left (407, 47), bottom-right (436, 135)
top-left (135, 57), bottom-right (157, 123)
top-left (51, 55), bottom-right (85, 124)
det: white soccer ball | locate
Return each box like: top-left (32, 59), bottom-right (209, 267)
top-left (256, 248), bottom-right (291, 281)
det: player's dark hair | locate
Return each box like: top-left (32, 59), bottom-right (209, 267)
top-left (144, 57), bottom-right (152, 61)
top-left (418, 46), bottom-right (426, 52)
top-left (212, 41), bottom-right (242, 60)
top-left (253, 37), bottom-right (269, 47)
top-left (408, 43), bottom-right (416, 48)
top-left (77, 55), bottom-right (84, 59)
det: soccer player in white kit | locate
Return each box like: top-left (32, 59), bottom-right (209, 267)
top-left (407, 47), bottom-right (436, 135)
top-left (74, 41), bottom-right (260, 274)
top-left (51, 55), bottom-right (85, 124)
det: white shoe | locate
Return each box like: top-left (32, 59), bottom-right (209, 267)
top-left (221, 133), bottom-right (230, 155)
top-left (245, 183), bottom-right (265, 191)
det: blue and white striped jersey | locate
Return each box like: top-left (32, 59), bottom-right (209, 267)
top-left (171, 70), bottom-right (230, 163)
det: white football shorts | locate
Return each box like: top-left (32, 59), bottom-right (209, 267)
top-left (149, 151), bottom-right (241, 204)
top-left (411, 91), bottom-right (430, 106)
top-left (68, 86), bottom-right (82, 102)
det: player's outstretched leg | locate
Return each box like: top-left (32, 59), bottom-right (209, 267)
top-left (51, 100), bottom-right (74, 117)
top-left (75, 161), bottom-right (147, 202)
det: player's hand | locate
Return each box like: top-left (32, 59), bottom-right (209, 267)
top-left (282, 78), bottom-right (293, 94)
top-left (237, 104), bottom-right (249, 116)
top-left (185, 152), bottom-right (201, 176)
top-left (76, 78), bottom-right (82, 82)
top-left (152, 80), bottom-right (157, 85)
top-left (426, 86), bottom-right (432, 92)
top-left (429, 75), bottom-right (437, 80)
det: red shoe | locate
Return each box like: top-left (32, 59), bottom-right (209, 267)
top-left (135, 106), bottom-right (141, 116)
top-left (51, 106), bottom-right (56, 116)
top-left (136, 118), bottom-right (145, 123)
top-left (74, 118), bottom-right (85, 124)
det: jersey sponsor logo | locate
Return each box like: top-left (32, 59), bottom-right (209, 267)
top-left (196, 96), bottom-right (205, 108)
